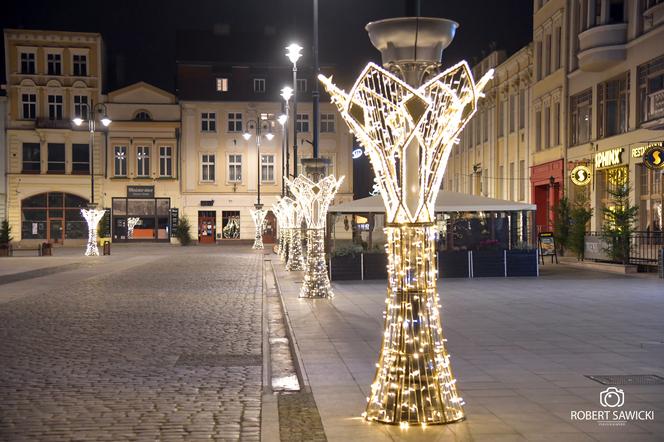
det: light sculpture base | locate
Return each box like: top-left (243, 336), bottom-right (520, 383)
top-left (81, 208), bottom-right (106, 257)
top-left (251, 208), bottom-right (267, 250)
top-left (285, 227), bottom-right (304, 271)
top-left (299, 228), bottom-right (332, 298)
top-left (364, 225), bottom-right (464, 425)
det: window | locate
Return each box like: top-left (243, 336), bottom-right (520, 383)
top-left (261, 154), bottom-right (275, 182)
top-left (519, 90), bottom-right (526, 129)
top-left (497, 165), bottom-right (504, 198)
top-left (519, 160), bottom-right (526, 201)
top-left (201, 112), bottom-right (216, 132)
top-left (474, 115), bottom-right (480, 145)
top-left (222, 211), bottom-right (241, 239)
top-left (297, 78), bottom-right (307, 93)
top-left (320, 113), bottom-right (335, 133)
top-left (114, 146), bottom-right (127, 176)
top-left (216, 77), bottom-right (229, 92)
top-left (137, 146), bottom-right (150, 177)
top-left (47, 95), bottom-right (63, 120)
top-left (498, 100), bottom-right (505, 137)
top-left (554, 27), bottom-right (562, 71)
top-left (638, 54), bottom-right (664, 123)
top-left (570, 89), bottom-right (592, 145)
top-left (535, 40), bottom-right (542, 80)
top-left (544, 106), bottom-right (551, 149)
top-left (73, 54), bottom-right (87, 76)
top-left (598, 73), bottom-right (629, 138)
top-left (227, 112), bottom-right (242, 132)
top-left (509, 162), bottom-right (515, 200)
top-left (73, 95), bottom-right (88, 119)
top-left (228, 154), bottom-right (242, 182)
top-left (22, 143), bottom-right (40, 173)
top-left (134, 111), bottom-right (152, 121)
top-left (545, 33), bottom-right (552, 76)
top-left (509, 95), bottom-right (516, 133)
top-left (72, 144), bottom-right (90, 174)
top-left (201, 153), bottom-right (215, 182)
top-left (21, 93), bottom-right (36, 120)
top-left (535, 110), bottom-right (542, 151)
top-left (483, 110), bottom-right (489, 141)
top-left (608, 0), bottom-right (625, 24)
top-left (47, 53), bottom-right (61, 75)
top-left (296, 113), bottom-right (310, 132)
top-left (47, 143), bottom-right (65, 173)
top-left (20, 52), bottom-right (35, 74)
top-left (553, 101), bottom-right (560, 146)
top-left (253, 78), bottom-right (266, 93)
top-left (159, 146), bottom-right (173, 177)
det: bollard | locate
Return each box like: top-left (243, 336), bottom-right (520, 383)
top-left (103, 241), bottom-right (111, 256)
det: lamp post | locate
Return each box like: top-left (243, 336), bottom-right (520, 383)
top-left (285, 43), bottom-right (302, 178)
top-left (73, 101), bottom-right (111, 256)
top-left (278, 113), bottom-right (288, 196)
top-left (244, 113), bottom-right (275, 249)
top-left (281, 86), bottom-right (293, 188)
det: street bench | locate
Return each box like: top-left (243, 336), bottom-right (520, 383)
top-left (5, 243), bottom-right (53, 257)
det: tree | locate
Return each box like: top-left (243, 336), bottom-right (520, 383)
top-left (553, 196), bottom-right (571, 255)
top-left (175, 216), bottom-right (193, 246)
top-left (569, 192), bottom-right (593, 260)
top-left (602, 184), bottom-right (638, 265)
top-left (0, 220), bottom-right (12, 244)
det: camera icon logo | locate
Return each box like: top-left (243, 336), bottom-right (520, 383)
top-left (600, 387), bottom-right (625, 408)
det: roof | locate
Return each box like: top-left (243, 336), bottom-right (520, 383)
top-left (330, 191), bottom-right (537, 213)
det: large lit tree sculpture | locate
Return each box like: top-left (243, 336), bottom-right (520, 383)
top-left (81, 208), bottom-right (106, 256)
top-left (251, 206), bottom-right (267, 250)
top-left (319, 17), bottom-right (493, 426)
top-left (286, 174), bottom-right (343, 298)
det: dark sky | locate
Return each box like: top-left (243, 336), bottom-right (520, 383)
top-left (2, 0), bottom-right (532, 92)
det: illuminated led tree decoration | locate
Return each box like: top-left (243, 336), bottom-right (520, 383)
top-left (272, 202), bottom-right (284, 256)
top-left (281, 197), bottom-right (304, 271)
top-left (81, 208), bottom-right (106, 256)
top-left (250, 207), bottom-right (267, 250)
top-left (127, 216), bottom-right (141, 239)
top-left (286, 174), bottom-right (343, 298)
top-left (319, 17), bottom-right (493, 426)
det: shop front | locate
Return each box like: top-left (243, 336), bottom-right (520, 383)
top-left (112, 186), bottom-right (171, 242)
top-left (530, 159), bottom-right (564, 232)
top-left (20, 192), bottom-right (89, 244)
top-left (632, 141), bottom-right (663, 231)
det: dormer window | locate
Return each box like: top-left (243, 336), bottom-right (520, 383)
top-left (254, 78), bottom-right (266, 93)
top-left (134, 111), bottom-right (152, 121)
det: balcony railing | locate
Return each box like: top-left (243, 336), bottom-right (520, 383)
top-left (648, 89), bottom-right (664, 120)
top-left (35, 118), bottom-right (72, 129)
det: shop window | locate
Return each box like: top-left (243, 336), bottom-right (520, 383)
top-left (598, 72), bottom-right (629, 139)
top-left (21, 192), bottom-right (89, 241)
top-left (570, 89), bottom-right (592, 146)
top-left (22, 143), bottom-right (41, 173)
top-left (72, 144), bottom-right (90, 174)
top-left (47, 143), bottom-right (65, 173)
top-left (222, 211), bottom-right (241, 239)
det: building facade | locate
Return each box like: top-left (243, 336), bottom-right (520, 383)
top-left (4, 29), bottom-right (104, 245)
top-left (177, 62), bottom-right (353, 244)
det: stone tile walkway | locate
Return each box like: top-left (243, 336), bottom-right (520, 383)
top-left (0, 246), bottom-right (263, 441)
top-left (274, 261), bottom-right (664, 441)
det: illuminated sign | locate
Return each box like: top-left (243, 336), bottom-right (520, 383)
top-left (570, 165), bottom-right (592, 186)
top-left (644, 144), bottom-right (664, 170)
top-left (595, 147), bottom-right (624, 169)
top-left (352, 148), bottom-right (363, 159)
top-left (632, 141), bottom-right (663, 158)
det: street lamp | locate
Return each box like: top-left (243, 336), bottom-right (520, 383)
top-left (244, 112), bottom-right (275, 249)
top-left (278, 113), bottom-right (288, 196)
top-left (72, 100), bottom-right (111, 256)
top-left (281, 86), bottom-right (293, 187)
top-left (285, 43), bottom-right (302, 178)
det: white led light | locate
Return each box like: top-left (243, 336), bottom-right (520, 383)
top-left (250, 208), bottom-right (267, 250)
top-left (81, 208), bottom-right (106, 256)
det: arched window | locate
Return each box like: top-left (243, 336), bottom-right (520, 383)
top-left (133, 111), bottom-right (152, 121)
top-left (21, 192), bottom-right (89, 242)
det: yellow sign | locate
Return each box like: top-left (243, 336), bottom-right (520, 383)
top-left (644, 144), bottom-right (664, 170)
top-left (570, 165), bottom-right (592, 186)
top-left (632, 141), bottom-right (663, 158)
top-left (595, 147), bottom-right (624, 169)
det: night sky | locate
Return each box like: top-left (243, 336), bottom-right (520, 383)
top-left (3, 0), bottom-right (532, 92)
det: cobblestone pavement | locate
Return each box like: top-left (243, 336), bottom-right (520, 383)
top-left (0, 246), bottom-right (263, 441)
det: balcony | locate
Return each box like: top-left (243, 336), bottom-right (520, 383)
top-left (577, 23), bottom-right (627, 72)
top-left (36, 118), bottom-right (72, 130)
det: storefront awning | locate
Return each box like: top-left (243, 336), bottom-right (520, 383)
top-left (330, 191), bottom-right (537, 213)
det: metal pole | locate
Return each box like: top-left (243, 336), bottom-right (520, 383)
top-left (89, 101), bottom-right (95, 205)
top-left (256, 118), bottom-right (261, 206)
top-left (292, 64), bottom-right (298, 177)
top-left (281, 114), bottom-right (285, 197)
top-left (312, 0), bottom-right (320, 159)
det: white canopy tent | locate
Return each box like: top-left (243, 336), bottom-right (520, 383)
top-left (330, 191), bottom-right (536, 214)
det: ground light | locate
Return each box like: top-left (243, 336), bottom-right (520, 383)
top-left (319, 16), bottom-right (493, 425)
top-left (286, 174), bottom-right (343, 298)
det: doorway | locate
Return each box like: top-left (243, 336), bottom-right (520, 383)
top-left (49, 218), bottom-right (64, 243)
top-left (263, 212), bottom-right (277, 244)
top-left (198, 211), bottom-right (216, 244)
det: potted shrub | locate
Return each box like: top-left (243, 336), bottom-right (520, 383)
top-left (175, 216), bottom-right (193, 246)
top-left (0, 220), bottom-right (12, 257)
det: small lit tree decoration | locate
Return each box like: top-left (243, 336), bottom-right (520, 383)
top-left (286, 174), bottom-right (343, 298)
top-left (127, 216), bottom-right (141, 239)
top-left (319, 26), bottom-right (492, 425)
top-left (282, 198), bottom-right (304, 271)
top-left (271, 202), bottom-right (284, 256)
top-left (250, 207), bottom-right (267, 250)
top-left (81, 208), bottom-right (106, 256)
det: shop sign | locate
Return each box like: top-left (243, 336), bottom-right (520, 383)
top-left (584, 235), bottom-right (610, 261)
top-left (631, 141), bottom-right (663, 159)
top-left (570, 165), bottom-right (592, 186)
top-left (595, 147), bottom-right (624, 169)
top-left (200, 200), bottom-right (214, 206)
top-left (643, 144), bottom-right (664, 170)
top-left (127, 185), bottom-right (155, 199)
top-left (170, 208), bottom-right (179, 236)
